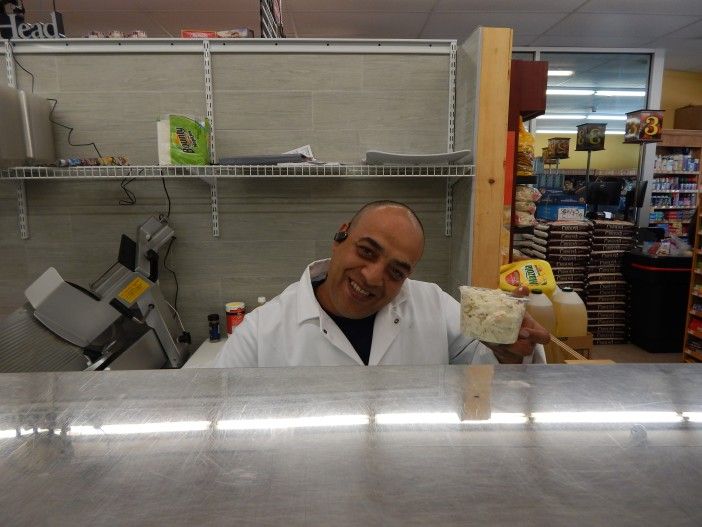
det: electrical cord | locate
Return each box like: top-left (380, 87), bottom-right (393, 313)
top-left (12, 54), bottom-right (35, 93)
top-left (47, 98), bottom-right (103, 158)
top-left (161, 177), bottom-right (171, 220)
top-left (164, 300), bottom-right (185, 331)
top-left (163, 236), bottom-right (179, 314)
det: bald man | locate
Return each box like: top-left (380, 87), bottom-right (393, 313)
top-left (214, 200), bottom-right (548, 367)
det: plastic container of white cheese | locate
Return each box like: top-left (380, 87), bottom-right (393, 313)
top-left (460, 286), bottom-right (527, 344)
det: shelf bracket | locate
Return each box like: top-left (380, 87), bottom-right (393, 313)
top-left (16, 181), bottom-right (29, 240)
top-left (445, 178), bottom-right (454, 237)
top-left (200, 177), bottom-right (220, 238)
top-left (444, 41), bottom-right (457, 237)
top-left (5, 41), bottom-right (29, 239)
top-left (203, 40), bottom-right (216, 164)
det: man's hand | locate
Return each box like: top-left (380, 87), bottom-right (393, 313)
top-left (486, 286), bottom-right (551, 364)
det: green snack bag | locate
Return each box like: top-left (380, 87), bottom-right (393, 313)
top-left (157, 114), bottom-right (211, 165)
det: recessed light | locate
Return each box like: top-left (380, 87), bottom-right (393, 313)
top-left (586, 115), bottom-right (627, 120)
top-left (536, 114), bottom-right (586, 120)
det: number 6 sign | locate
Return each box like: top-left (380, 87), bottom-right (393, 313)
top-left (576, 123), bottom-right (607, 151)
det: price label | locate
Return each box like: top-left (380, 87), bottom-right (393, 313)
top-left (558, 207), bottom-right (585, 221)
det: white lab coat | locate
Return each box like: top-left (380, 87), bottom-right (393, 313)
top-left (214, 259), bottom-right (546, 367)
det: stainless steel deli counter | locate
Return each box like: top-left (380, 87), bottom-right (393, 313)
top-left (1, 364), bottom-right (702, 526)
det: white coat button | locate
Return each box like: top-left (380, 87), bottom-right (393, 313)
top-left (394, 318), bottom-right (399, 324)
top-left (323, 329), bottom-right (327, 334)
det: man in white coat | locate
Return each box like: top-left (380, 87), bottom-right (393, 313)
top-left (214, 201), bottom-right (549, 367)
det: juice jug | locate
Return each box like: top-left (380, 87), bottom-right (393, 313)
top-left (552, 286), bottom-right (588, 337)
top-left (526, 289), bottom-right (556, 335)
top-left (527, 289), bottom-right (557, 363)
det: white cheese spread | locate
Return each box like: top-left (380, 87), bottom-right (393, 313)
top-left (460, 286), bottom-right (527, 344)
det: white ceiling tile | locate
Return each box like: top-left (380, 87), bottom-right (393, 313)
top-left (662, 19), bottom-right (702, 39)
top-left (648, 37), bottom-right (702, 69)
top-left (288, 0), bottom-right (434, 12)
top-left (137, 0), bottom-right (258, 10)
top-left (544, 13), bottom-right (692, 38)
top-left (435, 0), bottom-right (583, 12)
top-left (291, 12), bottom-right (427, 38)
top-left (581, 0), bottom-right (702, 16)
top-left (39, 0), bottom-right (143, 10)
top-left (421, 12), bottom-right (566, 39)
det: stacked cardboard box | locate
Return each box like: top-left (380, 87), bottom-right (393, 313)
top-left (586, 220), bottom-right (636, 344)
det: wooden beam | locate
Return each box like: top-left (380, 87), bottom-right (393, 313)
top-left (470, 27), bottom-right (513, 288)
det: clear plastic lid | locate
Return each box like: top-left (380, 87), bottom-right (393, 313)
top-left (459, 286), bottom-right (528, 344)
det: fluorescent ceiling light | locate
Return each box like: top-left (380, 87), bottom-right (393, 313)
top-left (531, 411), bottom-right (683, 424)
top-left (682, 412), bottom-right (702, 422)
top-left (376, 412), bottom-right (460, 425)
top-left (100, 421), bottom-right (211, 435)
top-left (217, 414), bottom-right (369, 430)
top-left (0, 429), bottom-right (17, 439)
top-left (595, 90), bottom-right (646, 97)
top-left (546, 89), bottom-right (594, 96)
top-left (548, 70), bottom-right (573, 76)
top-left (587, 115), bottom-right (627, 120)
top-left (535, 129), bottom-right (625, 135)
top-left (536, 114), bottom-right (586, 120)
top-left (374, 412), bottom-right (528, 425)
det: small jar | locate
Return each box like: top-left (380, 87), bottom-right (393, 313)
top-left (225, 302), bottom-right (246, 334)
top-left (208, 314), bottom-right (221, 342)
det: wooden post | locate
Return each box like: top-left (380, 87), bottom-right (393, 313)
top-left (469, 27), bottom-right (513, 288)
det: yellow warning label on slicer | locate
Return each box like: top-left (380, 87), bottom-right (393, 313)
top-left (118, 276), bottom-right (150, 304)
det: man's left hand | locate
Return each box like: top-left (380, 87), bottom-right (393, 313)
top-left (486, 286), bottom-right (551, 364)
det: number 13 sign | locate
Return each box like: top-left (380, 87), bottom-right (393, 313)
top-left (624, 109), bottom-right (665, 143)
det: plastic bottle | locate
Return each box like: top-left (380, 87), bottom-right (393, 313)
top-left (499, 259), bottom-right (556, 296)
top-left (526, 289), bottom-right (556, 335)
top-left (552, 286), bottom-right (588, 337)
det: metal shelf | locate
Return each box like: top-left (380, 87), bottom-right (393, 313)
top-left (1, 164), bottom-right (473, 239)
top-left (650, 190), bottom-right (697, 194)
top-left (0, 164), bottom-right (474, 180)
top-left (652, 206), bottom-right (696, 210)
top-left (654, 171), bottom-right (699, 176)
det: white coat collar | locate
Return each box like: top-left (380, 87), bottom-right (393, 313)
top-left (296, 258), bottom-right (409, 325)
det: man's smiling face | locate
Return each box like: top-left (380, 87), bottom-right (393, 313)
top-left (315, 205), bottom-right (424, 319)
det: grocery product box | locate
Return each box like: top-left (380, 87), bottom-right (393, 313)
top-left (558, 333), bottom-right (594, 359)
top-left (181, 28), bottom-right (254, 38)
top-left (674, 105), bottom-right (702, 130)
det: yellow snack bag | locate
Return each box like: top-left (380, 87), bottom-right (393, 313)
top-left (499, 259), bottom-right (556, 296)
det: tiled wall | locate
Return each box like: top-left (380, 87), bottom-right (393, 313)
top-left (1, 47), bottom-right (472, 350)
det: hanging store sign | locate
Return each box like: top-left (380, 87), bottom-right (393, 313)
top-left (547, 137), bottom-right (570, 159)
top-left (0, 6), bottom-right (64, 40)
top-left (576, 122), bottom-right (607, 151)
top-left (542, 147), bottom-right (557, 164)
top-left (624, 109), bottom-right (664, 143)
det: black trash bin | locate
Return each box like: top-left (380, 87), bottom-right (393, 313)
top-left (623, 250), bottom-right (692, 353)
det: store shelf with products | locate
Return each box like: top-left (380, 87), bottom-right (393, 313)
top-left (683, 209), bottom-right (702, 363)
top-left (648, 130), bottom-right (702, 237)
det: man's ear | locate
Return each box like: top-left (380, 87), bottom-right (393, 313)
top-left (333, 223), bottom-right (350, 243)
